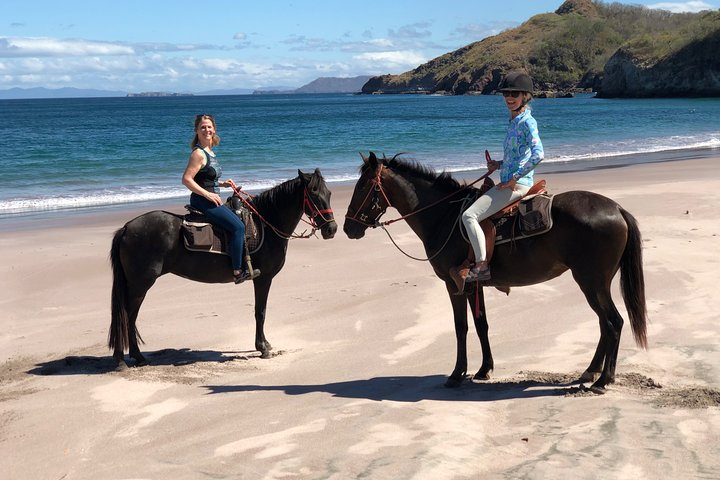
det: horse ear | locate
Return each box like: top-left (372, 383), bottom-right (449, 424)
top-left (366, 151), bottom-right (382, 169)
top-left (298, 169), bottom-right (310, 184)
top-left (360, 152), bottom-right (368, 163)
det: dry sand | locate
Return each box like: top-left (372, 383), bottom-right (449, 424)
top-left (1, 155), bottom-right (719, 479)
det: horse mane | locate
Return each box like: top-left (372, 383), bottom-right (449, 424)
top-left (363, 154), bottom-right (464, 192)
top-left (250, 171), bottom-right (325, 211)
top-left (251, 176), bottom-right (301, 211)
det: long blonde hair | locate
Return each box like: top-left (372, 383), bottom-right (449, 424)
top-left (190, 114), bottom-right (221, 148)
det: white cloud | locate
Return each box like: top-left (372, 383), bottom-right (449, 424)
top-left (387, 22), bottom-right (433, 39)
top-left (0, 37), bottom-right (134, 57)
top-left (646, 1), bottom-right (715, 12)
top-left (353, 51), bottom-right (426, 69)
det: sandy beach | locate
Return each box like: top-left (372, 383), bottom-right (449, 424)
top-left (1, 154), bottom-right (719, 479)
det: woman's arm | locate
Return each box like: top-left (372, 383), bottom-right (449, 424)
top-left (513, 117), bottom-right (544, 180)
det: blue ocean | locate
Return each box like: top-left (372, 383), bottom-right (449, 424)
top-left (2, 93), bottom-right (719, 218)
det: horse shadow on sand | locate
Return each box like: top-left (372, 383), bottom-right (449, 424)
top-left (26, 348), bottom-right (262, 376)
top-left (204, 374), bottom-right (587, 403)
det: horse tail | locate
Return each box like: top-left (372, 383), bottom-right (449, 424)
top-left (109, 226), bottom-right (130, 354)
top-left (619, 208), bottom-right (648, 349)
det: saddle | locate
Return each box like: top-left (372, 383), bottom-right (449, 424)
top-left (181, 197), bottom-right (262, 256)
top-left (450, 180), bottom-right (554, 294)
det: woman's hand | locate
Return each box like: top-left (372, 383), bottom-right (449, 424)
top-left (496, 178), bottom-right (517, 191)
top-left (222, 178), bottom-right (237, 189)
top-left (206, 191), bottom-right (223, 206)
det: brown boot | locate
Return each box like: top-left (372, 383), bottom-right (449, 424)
top-left (449, 259), bottom-right (472, 294)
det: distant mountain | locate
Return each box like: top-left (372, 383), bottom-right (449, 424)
top-left (196, 88), bottom-right (255, 96)
top-left (295, 76), bottom-right (373, 94)
top-left (0, 75), bottom-right (379, 100)
top-left (0, 87), bottom-right (126, 100)
top-left (252, 85), bottom-right (298, 95)
top-left (252, 76), bottom-right (374, 95)
top-left (361, 0), bottom-right (720, 97)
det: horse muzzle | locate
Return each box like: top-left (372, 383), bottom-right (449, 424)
top-left (321, 220), bottom-right (338, 239)
top-left (343, 220), bottom-right (367, 239)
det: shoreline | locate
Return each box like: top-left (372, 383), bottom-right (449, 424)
top-left (1, 145), bottom-right (717, 232)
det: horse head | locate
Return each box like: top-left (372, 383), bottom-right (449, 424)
top-left (299, 168), bottom-right (337, 239)
top-left (343, 152), bottom-right (392, 239)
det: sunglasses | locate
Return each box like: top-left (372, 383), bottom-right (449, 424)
top-left (196, 114), bottom-right (214, 120)
top-left (502, 91), bottom-right (522, 98)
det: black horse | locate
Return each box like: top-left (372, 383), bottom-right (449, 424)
top-left (110, 169), bottom-right (336, 367)
top-left (343, 153), bottom-right (647, 393)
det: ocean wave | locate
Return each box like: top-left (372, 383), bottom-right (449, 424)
top-left (2, 135), bottom-right (717, 216)
top-left (0, 176), bottom-right (362, 215)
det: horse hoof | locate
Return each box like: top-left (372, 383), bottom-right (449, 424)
top-left (260, 351), bottom-right (273, 359)
top-left (473, 370), bottom-right (492, 381)
top-left (114, 361), bottom-right (129, 372)
top-left (444, 376), bottom-right (464, 388)
top-left (579, 370), bottom-right (600, 383)
top-left (589, 383), bottom-right (607, 395)
top-left (132, 357), bottom-right (149, 367)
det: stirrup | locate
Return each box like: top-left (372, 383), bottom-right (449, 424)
top-left (466, 267), bottom-right (491, 283)
top-left (234, 269), bottom-right (261, 284)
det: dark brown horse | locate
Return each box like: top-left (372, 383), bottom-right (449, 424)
top-left (110, 169), bottom-right (336, 368)
top-left (343, 153), bottom-right (647, 393)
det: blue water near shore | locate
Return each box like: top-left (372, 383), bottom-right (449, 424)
top-left (2, 93), bottom-right (719, 217)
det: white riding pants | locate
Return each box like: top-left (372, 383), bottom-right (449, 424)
top-left (461, 183), bottom-right (530, 263)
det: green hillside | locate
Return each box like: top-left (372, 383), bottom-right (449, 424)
top-left (362, 0), bottom-right (720, 97)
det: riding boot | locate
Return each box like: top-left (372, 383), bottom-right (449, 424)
top-left (234, 254), bottom-right (261, 284)
top-left (449, 259), bottom-right (472, 295)
top-left (466, 261), bottom-right (491, 283)
top-left (234, 268), bottom-right (261, 284)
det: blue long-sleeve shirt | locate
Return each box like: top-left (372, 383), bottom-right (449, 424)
top-left (500, 109), bottom-right (544, 187)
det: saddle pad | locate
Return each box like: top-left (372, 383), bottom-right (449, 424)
top-left (494, 194), bottom-right (554, 245)
top-left (182, 220), bottom-right (230, 256)
top-left (181, 206), bottom-right (263, 256)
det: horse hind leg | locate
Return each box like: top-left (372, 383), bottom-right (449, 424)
top-left (579, 337), bottom-right (606, 383)
top-left (577, 280), bottom-right (624, 393)
top-left (126, 292), bottom-right (149, 366)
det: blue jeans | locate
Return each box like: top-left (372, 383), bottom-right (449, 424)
top-left (190, 194), bottom-right (245, 271)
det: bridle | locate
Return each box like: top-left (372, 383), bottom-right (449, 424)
top-left (302, 186), bottom-right (335, 232)
top-left (345, 158), bottom-right (492, 261)
top-left (345, 160), bottom-right (491, 229)
top-left (345, 163), bottom-right (393, 229)
top-left (233, 183), bottom-right (335, 239)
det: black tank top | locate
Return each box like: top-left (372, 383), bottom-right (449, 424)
top-left (193, 147), bottom-right (222, 193)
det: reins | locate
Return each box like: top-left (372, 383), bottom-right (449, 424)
top-left (346, 155), bottom-right (493, 262)
top-left (231, 183), bottom-right (335, 240)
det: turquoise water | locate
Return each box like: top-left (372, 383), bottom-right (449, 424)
top-left (2, 93), bottom-right (719, 216)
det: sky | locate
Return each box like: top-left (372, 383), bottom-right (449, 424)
top-left (1, 0), bottom-right (717, 93)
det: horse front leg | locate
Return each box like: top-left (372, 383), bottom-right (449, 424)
top-left (253, 278), bottom-right (274, 358)
top-left (469, 287), bottom-right (493, 380)
top-left (445, 283), bottom-right (469, 388)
